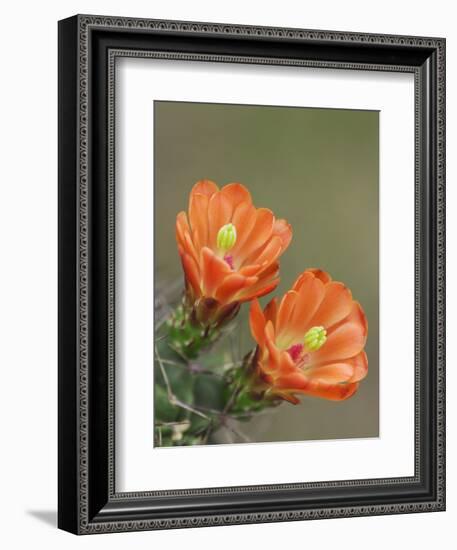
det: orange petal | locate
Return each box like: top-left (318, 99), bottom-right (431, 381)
top-left (278, 349), bottom-right (296, 373)
top-left (190, 179), bottom-right (219, 199)
top-left (272, 218), bottom-right (293, 252)
top-left (249, 299), bottom-right (266, 346)
top-left (310, 281), bottom-right (353, 329)
top-left (328, 300), bottom-right (368, 338)
top-left (311, 321), bottom-right (367, 364)
top-left (200, 247), bottom-right (231, 297)
top-left (304, 362), bottom-right (355, 384)
top-left (347, 351), bottom-right (368, 383)
top-left (274, 371), bottom-right (310, 390)
top-left (220, 183), bottom-right (252, 211)
top-left (177, 212), bottom-right (199, 264)
top-left (262, 327), bottom-right (296, 376)
top-left (275, 373), bottom-right (359, 401)
top-left (215, 273), bottom-right (246, 303)
top-left (291, 272), bottom-right (307, 292)
top-left (304, 381), bottom-right (360, 401)
top-left (176, 210), bottom-right (190, 233)
top-left (238, 278), bottom-right (279, 302)
top-left (231, 202), bottom-right (257, 255)
top-left (183, 231), bottom-right (199, 265)
top-left (292, 269), bottom-right (328, 292)
top-left (303, 268), bottom-right (332, 286)
top-left (263, 321), bottom-right (280, 372)
top-left (176, 211), bottom-right (190, 249)
top-left (264, 297), bottom-right (278, 324)
top-left (235, 208), bottom-right (274, 265)
top-left (264, 320), bottom-right (276, 342)
top-left (208, 192), bottom-right (233, 249)
top-left (239, 264), bottom-right (262, 277)
top-left (236, 260), bottom-right (279, 302)
top-left (189, 193), bottom-right (210, 250)
top-left (276, 290), bottom-right (299, 341)
top-left (215, 273), bottom-right (258, 304)
top-left (248, 235), bottom-right (283, 267)
top-left (256, 260), bottom-right (280, 280)
top-left (346, 301), bottom-right (368, 335)
top-left (180, 252), bottom-right (201, 296)
top-left (287, 273), bottom-right (325, 341)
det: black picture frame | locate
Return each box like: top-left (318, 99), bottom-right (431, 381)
top-left (58, 14), bottom-right (446, 534)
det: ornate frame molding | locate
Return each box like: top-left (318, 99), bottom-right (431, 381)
top-left (58, 14), bottom-right (445, 534)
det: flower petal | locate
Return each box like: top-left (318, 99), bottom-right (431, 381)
top-left (220, 182), bottom-right (252, 211)
top-left (314, 382), bottom-right (359, 401)
top-left (239, 279), bottom-right (279, 302)
top-left (264, 297), bottom-right (278, 325)
top-left (263, 323), bottom-right (281, 372)
top-left (301, 268), bottom-right (332, 286)
top-left (231, 202), bottom-right (257, 255)
top-left (264, 320), bottom-right (276, 346)
top-left (256, 260), bottom-right (280, 280)
top-left (346, 351), bottom-right (369, 383)
top-left (177, 212), bottom-right (199, 265)
top-left (344, 301), bottom-right (368, 335)
top-left (208, 192), bottom-right (233, 249)
top-left (239, 264), bottom-right (262, 277)
top-left (311, 319), bottom-right (367, 364)
top-left (274, 373), bottom-right (359, 401)
top-left (180, 252), bottom-right (201, 296)
top-left (248, 235), bottom-right (283, 267)
top-left (249, 299), bottom-right (266, 346)
top-left (274, 371), bottom-right (309, 390)
top-left (303, 381), bottom-right (360, 401)
top-left (244, 220), bottom-right (291, 266)
top-left (235, 208), bottom-right (274, 265)
top-left (215, 273), bottom-right (258, 304)
top-left (236, 261), bottom-right (280, 302)
top-left (310, 281), bottom-right (353, 329)
top-left (276, 290), bottom-right (299, 342)
top-left (189, 193), bottom-right (210, 250)
top-left (304, 362), bottom-right (355, 384)
top-left (272, 218), bottom-right (293, 252)
top-left (176, 211), bottom-right (190, 249)
top-left (287, 273), bottom-right (325, 342)
top-left (200, 246), bottom-right (231, 297)
top-left (190, 179), bottom-right (219, 199)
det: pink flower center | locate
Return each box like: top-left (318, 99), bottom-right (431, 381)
top-left (287, 343), bottom-right (311, 367)
top-left (224, 254), bottom-right (234, 270)
top-left (287, 343), bottom-right (303, 362)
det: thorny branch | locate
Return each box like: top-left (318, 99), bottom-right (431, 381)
top-left (155, 345), bottom-right (209, 420)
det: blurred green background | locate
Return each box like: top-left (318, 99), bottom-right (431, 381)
top-left (154, 100), bottom-right (379, 442)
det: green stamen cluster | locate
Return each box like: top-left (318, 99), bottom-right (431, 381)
top-left (217, 223), bottom-right (237, 252)
top-left (304, 326), bottom-right (327, 352)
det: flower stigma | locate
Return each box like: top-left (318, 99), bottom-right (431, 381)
top-left (303, 326), bottom-right (327, 352)
top-left (217, 223), bottom-right (237, 253)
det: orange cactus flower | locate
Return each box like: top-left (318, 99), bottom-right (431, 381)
top-left (249, 269), bottom-right (368, 403)
top-left (176, 180), bottom-right (292, 325)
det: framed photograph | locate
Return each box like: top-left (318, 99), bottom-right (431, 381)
top-left (58, 14), bottom-right (446, 534)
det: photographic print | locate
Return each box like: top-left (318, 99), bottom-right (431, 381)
top-left (154, 101), bottom-right (379, 447)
